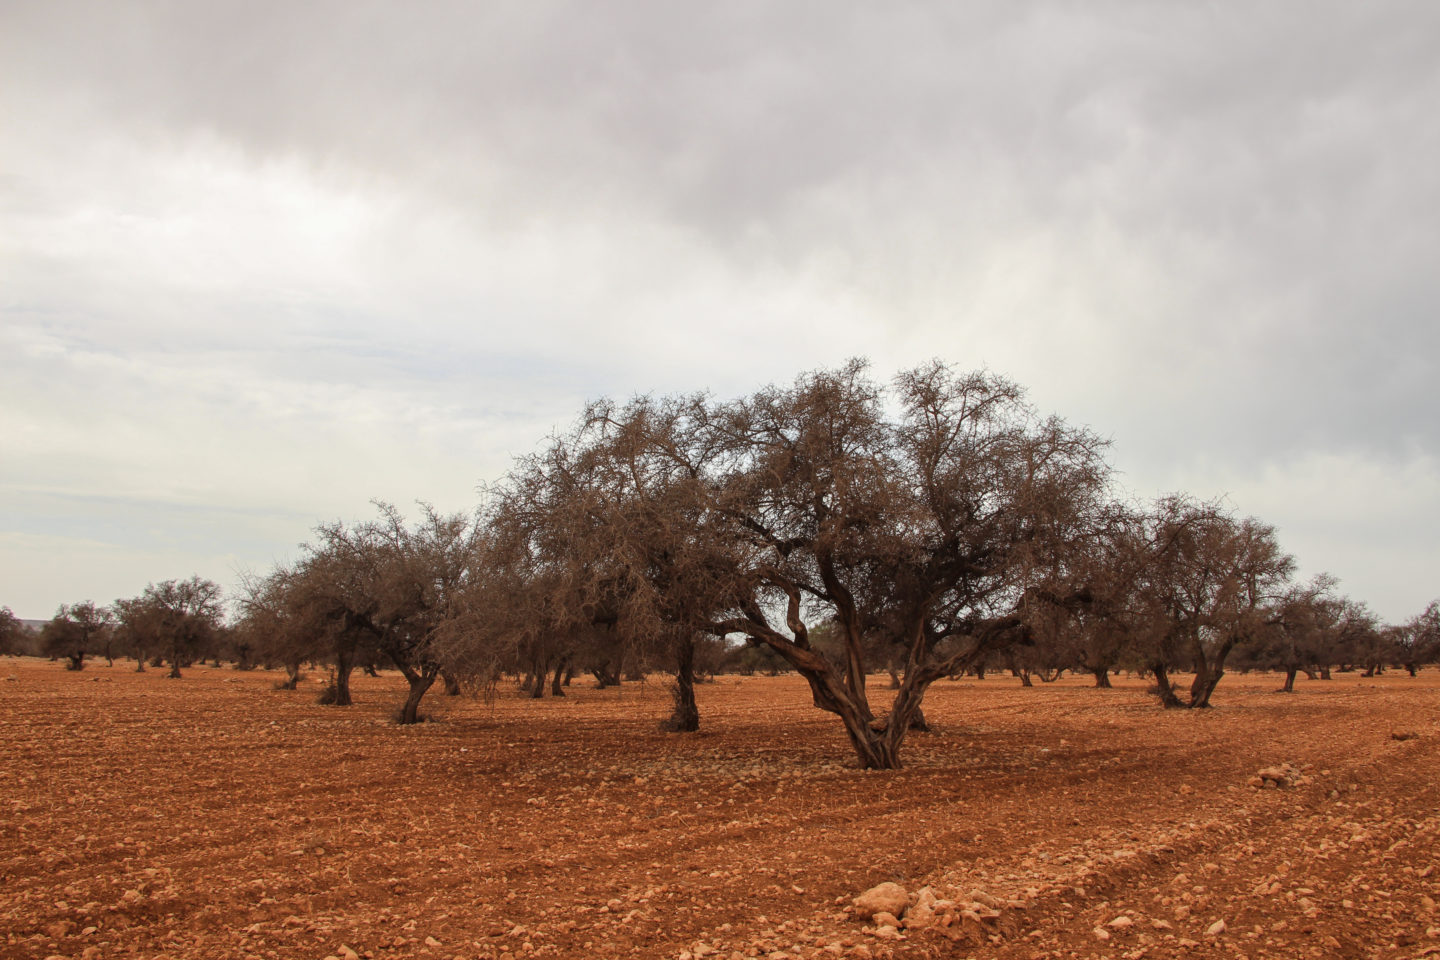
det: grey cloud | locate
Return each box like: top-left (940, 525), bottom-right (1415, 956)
top-left (2, 1), bottom-right (1437, 618)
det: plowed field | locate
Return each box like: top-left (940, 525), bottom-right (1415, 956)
top-left (3, 659), bottom-right (1438, 960)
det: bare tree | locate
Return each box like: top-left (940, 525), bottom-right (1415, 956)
top-left (1252, 574), bottom-right (1353, 692)
top-left (271, 504), bottom-right (482, 722)
top-left (121, 578), bottom-right (225, 679)
top-left (235, 565), bottom-right (318, 689)
top-left (1396, 601), bottom-right (1439, 676)
top-left (1137, 500), bottom-right (1295, 708)
top-left (0, 606), bottom-right (22, 656)
top-left (42, 602), bottom-right (112, 671)
top-left (364, 503), bottom-right (482, 723)
top-left (572, 361), bottom-right (1109, 768)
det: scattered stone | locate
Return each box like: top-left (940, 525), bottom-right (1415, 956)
top-left (1092, 927), bottom-right (1111, 941)
top-left (966, 889), bottom-right (1000, 909)
top-left (1391, 730), bottom-right (1419, 741)
top-left (852, 883), bottom-right (908, 921)
top-left (1254, 763), bottom-right (1308, 788)
top-left (1205, 920), bottom-right (1227, 938)
top-left (901, 902), bottom-right (934, 930)
top-left (1108, 915), bottom-right (1134, 929)
top-left (338, 946), bottom-right (359, 960)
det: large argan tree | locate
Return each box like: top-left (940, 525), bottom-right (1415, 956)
top-left (565, 360), bottom-right (1110, 768)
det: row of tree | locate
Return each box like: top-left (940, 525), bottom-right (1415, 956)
top-left (6, 361), bottom-right (1437, 768)
top-left (2, 578), bottom-right (227, 677)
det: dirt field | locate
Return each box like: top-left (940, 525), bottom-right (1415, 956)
top-left (2, 658), bottom-right (1438, 960)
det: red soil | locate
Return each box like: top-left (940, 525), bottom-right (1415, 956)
top-left (2, 659), bottom-right (1437, 960)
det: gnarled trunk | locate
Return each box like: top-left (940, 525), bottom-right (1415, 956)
top-left (661, 637), bottom-right (700, 732)
top-left (1189, 663), bottom-right (1225, 708)
top-left (1151, 663), bottom-right (1186, 709)
top-left (1091, 666), bottom-right (1112, 688)
top-left (397, 669), bottom-right (438, 724)
top-left (331, 650), bottom-right (355, 706)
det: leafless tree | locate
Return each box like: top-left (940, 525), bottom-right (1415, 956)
top-left (42, 601), bottom-right (112, 670)
top-left (563, 361), bottom-right (1109, 768)
top-left (0, 606), bottom-right (23, 656)
top-left (1395, 601), bottom-right (1439, 676)
top-left (1136, 499), bottom-right (1294, 708)
top-left (119, 578), bottom-right (225, 679)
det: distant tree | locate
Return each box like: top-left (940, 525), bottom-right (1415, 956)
top-left (113, 595), bottom-right (160, 671)
top-left (0, 606), bottom-right (24, 656)
top-left (1254, 574), bottom-right (1353, 692)
top-left (41, 601), bottom-right (112, 670)
top-left (362, 502), bottom-right (481, 724)
top-left (718, 640), bottom-right (790, 676)
top-left (235, 566), bottom-right (313, 688)
top-left (1060, 503), bottom-right (1174, 688)
top-left (122, 578), bottom-right (225, 678)
top-left (1336, 603), bottom-right (1387, 676)
top-left (1396, 601), bottom-right (1439, 676)
top-left (279, 543), bottom-right (377, 706)
top-left (268, 504), bottom-right (480, 722)
top-left (1131, 499), bottom-right (1294, 709)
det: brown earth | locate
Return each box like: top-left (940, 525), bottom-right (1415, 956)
top-left (2, 658), bottom-right (1438, 960)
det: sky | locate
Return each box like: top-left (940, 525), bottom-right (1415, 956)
top-left (2, 2), bottom-right (1437, 623)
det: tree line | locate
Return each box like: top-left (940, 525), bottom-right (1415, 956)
top-left (4, 361), bottom-right (1437, 768)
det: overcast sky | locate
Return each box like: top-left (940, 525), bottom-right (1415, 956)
top-left (2, 2), bottom-right (1437, 622)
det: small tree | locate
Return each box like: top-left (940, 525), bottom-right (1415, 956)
top-left (1136, 500), bottom-right (1295, 708)
top-left (122, 578), bottom-right (225, 678)
top-left (364, 502), bottom-right (482, 724)
top-left (237, 566), bottom-right (314, 688)
top-left (41, 602), bottom-right (112, 671)
top-left (1397, 601), bottom-right (1440, 676)
top-left (0, 606), bottom-right (24, 656)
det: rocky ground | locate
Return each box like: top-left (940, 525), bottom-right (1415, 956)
top-left (1, 658), bottom-right (1437, 960)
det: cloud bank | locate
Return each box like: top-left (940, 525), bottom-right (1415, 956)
top-left (2, 1), bottom-right (1437, 620)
